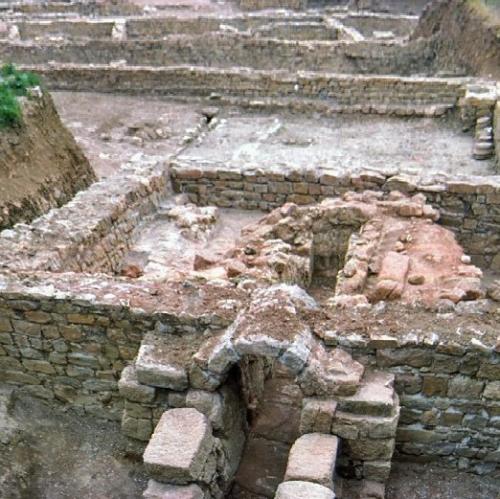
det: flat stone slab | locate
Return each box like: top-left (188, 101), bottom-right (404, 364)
top-left (143, 408), bottom-right (215, 484)
top-left (337, 371), bottom-right (395, 417)
top-left (143, 480), bottom-right (205, 499)
top-left (275, 481), bottom-right (335, 499)
top-left (284, 433), bottom-right (339, 489)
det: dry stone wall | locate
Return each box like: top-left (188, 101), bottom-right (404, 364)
top-left (19, 65), bottom-right (466, 117)
top-left (324, 327), bottom-right (500, 474)
top-left (0, 36), bottom-right (432, 74)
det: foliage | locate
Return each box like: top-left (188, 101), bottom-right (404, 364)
top-left (0, 63), bottom-right (42, 129)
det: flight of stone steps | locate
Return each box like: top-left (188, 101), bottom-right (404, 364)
top-left (117, 285), bottom-right (400, 498)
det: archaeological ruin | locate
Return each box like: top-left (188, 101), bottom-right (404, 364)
top-left (0, 0), bottom-right (499, 498)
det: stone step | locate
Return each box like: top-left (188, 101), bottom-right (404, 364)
top-left (283, 433), bottom-right (339, 490)
top-left (275, 481), bottom-right (335, 499)
top-left (336, 371), bottom-right (396, 417)
top-left (143, 408), bottom-right (217, 485)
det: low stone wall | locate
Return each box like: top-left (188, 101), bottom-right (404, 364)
top-left (324, 327), bottom-right (499, 474)
top-left (0, 273), bottom-right (237, 422)
top-left (0, 159), bottom-right (169, 274)
top-left (1, 271), bottom-right (496, 475)
top-left (18, 64), bottom-right (466, 117)
top-left (171, 162), bottom-right (500, 269)
top-left (0, 35), bottom-right (432, 74)
top-left (17, 20), bottom-right (115, 40)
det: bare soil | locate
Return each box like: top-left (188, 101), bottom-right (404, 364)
top-left (181, 110), bottom-right (496, 178)
top-left (52, 92), bottom-right (204, 179)
top-left (0, 388), bottom-right (147, 499)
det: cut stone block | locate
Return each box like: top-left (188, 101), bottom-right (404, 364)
top-left (343, 437), bottom-right (395, 461)
top-left (330, 403), bottom-right (399, 440)
top-left (363, 460), bottom-right (392, 482)
top-left (275, 481), bottom-right (335, 499)
top-left (299, 345), bottom-right (364, 397)
top-left (143, 480), bottom-right (205, 499)
top-left (118, 365), bottom-right (156, 403)
top-left (337, 371), bottom-right (395, 417)
top-left (136, 334), bottom-right (191, 390)
top-left (300, 398), bottom-right (338, 434)
top-left (284, 433), bottom-right (339, 490)
top-left (143, 408), bottom-right (216, 484)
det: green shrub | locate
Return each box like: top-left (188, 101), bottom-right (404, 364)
top-left (0, 63), bottom-right (42, 129)
top-left (0, 85), bottom-right (21, 128)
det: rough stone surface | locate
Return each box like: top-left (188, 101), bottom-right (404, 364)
top-left (143, 408), bottom-right (216, 484)
top-left (275, 480), bottom-right (335, 499)
top-left (284, 433), bottom-right (339, 489)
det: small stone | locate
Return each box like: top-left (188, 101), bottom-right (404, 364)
top-left (408, 274), bottom-right (425, 285)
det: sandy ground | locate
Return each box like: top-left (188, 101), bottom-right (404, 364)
top-left (52, 92), bottom-right (203, 179)
top-left (182, 110), bottom-right (497, 177)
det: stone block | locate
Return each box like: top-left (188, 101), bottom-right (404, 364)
top-left (300, 398), bottom-right (337, 434)
top-left (422, 375), bottom-right (448, 397)
top-left (118, 365), bottom-right (156, 403)
top-left (284, 433), bottom-right (339, 489)
top-left (360, 480), bottom-right (385, 499)
top-left (343, 438), bottom-right (395, 461)
top-left (299, 346), bottom-right (364, 397)
top-left (136, 343), bottom-right (188, 391)
top-left (483, 381), bottom-right (500, 400)
top-left (186, 389), bottom-right (224, 430)
top-left (121, 411), bottom-right (153, 442)
top-left (363, 460), bottom-right (392, 482)
top-left (142, 480), bottom-right (205, 499)
top-left (448, 375), bottom-right (484, 399)
top-left (275, 481), bottom-right (335, 499)
top-left (143, 408), bottom-right (216, 484)
top-left (337, 371), bottom-right (395, 417)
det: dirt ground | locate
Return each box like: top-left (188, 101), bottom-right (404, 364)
top-left (181, 110), bottom-right (496, 177)
top-left (0, 388), bottom-right (147, 499)
top-left (52, 92), bottom-right (204, 179)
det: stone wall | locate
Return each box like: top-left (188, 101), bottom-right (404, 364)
top-left (0, 35), bottom-right (433, 74)
top-left (171, 162), bottom-right (500, 269)
top-left (18, 65), bottom-right (466, 117)
top-left (324, 328), bottom-right (499, 474)
top-left (17, 20), bottom-right (116, 40)
top-left (0, 273), bottom-right (236, 422)
top-left (0, 273), bottom-right (497, 476)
